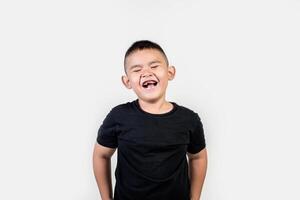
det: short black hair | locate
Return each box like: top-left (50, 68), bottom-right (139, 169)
top-left (124, 40), bottom-right (169, 74)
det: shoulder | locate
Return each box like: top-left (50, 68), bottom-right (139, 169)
top-left (174, 102), bottom-right (199, 118)
top-left (106, 100), bottom-right (136, 116)
top-left (174, 102), bottom-right (203, 125)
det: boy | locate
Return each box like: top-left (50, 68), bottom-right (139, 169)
top-left (93, 40), bottom-right (207, 200)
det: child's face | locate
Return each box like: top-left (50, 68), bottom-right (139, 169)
top-left (122, 49), bottom-right (176, 102)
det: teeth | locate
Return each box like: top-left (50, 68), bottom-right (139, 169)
top-left (142, 81), bottom-right (157, 88)
top-left (142, 80), bottom-right (157, 86)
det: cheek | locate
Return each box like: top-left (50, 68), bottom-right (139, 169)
top-left (129, 76), bottom-right (140, 87)
top-left (157, 71), bottom-right (169, 80)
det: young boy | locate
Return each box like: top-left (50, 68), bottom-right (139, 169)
top-left (93, 40), bottom-right (207, 200)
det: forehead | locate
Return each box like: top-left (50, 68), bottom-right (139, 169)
top-left (125, 49), bottom-right (167, 69)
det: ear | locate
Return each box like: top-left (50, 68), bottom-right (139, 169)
top-left (121, 75), bottom-right (132, 89)
top-left (167, 66), bottom-right (176, 80)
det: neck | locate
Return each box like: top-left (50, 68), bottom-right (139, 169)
top-left (137, 98), bottom-right (173, 114)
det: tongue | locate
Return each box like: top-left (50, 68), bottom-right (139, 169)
top-left (146, 83), bottom-right (155, 89)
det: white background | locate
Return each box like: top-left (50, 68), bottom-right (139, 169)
top-left (0, 0), bottom-right (299, 199)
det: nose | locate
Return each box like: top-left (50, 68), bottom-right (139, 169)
top-left (142, 73), bottom-right (153, 78)
top-left (141, 68), bottom-right (153, 78)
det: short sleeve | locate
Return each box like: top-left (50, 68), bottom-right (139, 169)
top-left (96, 109), bottom-right (118, 149)
top-left (187, 113), bottom-right (206, 154)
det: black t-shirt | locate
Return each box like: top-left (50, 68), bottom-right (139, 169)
top-left (97, 99), bottom-right (206, 200)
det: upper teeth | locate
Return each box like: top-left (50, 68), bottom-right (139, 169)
top-left (142, 80), bottom-right (157, 86)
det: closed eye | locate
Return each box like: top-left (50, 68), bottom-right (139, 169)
top-left (151, 65), bottom-right (159, 69)
top-left (133, 69), bottom-right (141, 72)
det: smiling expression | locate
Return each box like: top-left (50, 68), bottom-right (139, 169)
top-left (122, 48), bottom-right (176, 102)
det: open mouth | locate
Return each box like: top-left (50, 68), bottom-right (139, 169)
top-left (141, 80), bottom-right (158, 89)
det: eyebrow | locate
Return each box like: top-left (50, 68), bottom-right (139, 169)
top-left (148, 60), bottom-right (161, 65)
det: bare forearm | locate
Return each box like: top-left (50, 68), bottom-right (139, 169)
top-left (93, 156), bottom-right (113, 200)
top-left (189, 157), bottom-right (207, 200)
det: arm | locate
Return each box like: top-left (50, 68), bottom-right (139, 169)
top-left (187, 148), bottom-right (208, 200)
top-left (93, 142), bottom-right (116, 200)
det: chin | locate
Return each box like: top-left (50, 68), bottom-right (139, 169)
top-left (140, 94), bottom-right (165, 102)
